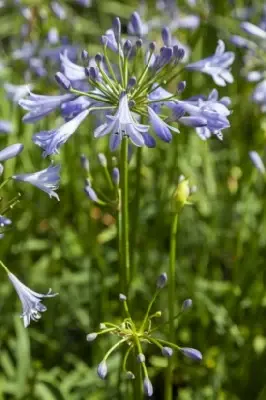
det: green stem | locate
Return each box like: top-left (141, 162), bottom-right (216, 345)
top-left (119, 137), bottom-right (130, 293)
top-left (131, 147), bottom-right (142, 277)
top-left (165, 212), bottom-right (179, 400)
top-left (0, 260), bottom-right (9, 273)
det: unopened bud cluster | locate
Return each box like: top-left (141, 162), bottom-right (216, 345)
top-left (86, 272), bottom-right (202, 397)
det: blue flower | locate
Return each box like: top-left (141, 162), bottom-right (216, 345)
top-left (19, 91), bottom-right (74, 123)
top-left (60, 50), bottom-right (87, 81)
top-left (12, 164), bottom-right (61, 200)
top-left (33, 109), bottom-right (90, 157)
top-left (94, 93), bottom-right (149, 150)
top-left (240, 21), bottom-right (266, 39)
top-left (148, 106), bottom-right (179, 142)
top-left (186, 40), bottom-right (235, 86)
top-left (252, 80), bottom-right (266, 112)
top-left (4, 83), bottom-right (33, 103)
top-left (172, 89), bottom-right (231, 140)
top-left (8, 271), bottom-right (58, 328)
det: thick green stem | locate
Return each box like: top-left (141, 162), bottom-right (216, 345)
top-left (119, 137), bottom-right (130, 293)
top-left (165, 213), bottom-right (179, 400)
top-left (131, 147), bottom-right (142, 276)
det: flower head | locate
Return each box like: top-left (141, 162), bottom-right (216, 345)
top-left (8, 272), bottom-right (57, 328)
top-left (12, 164), bottom-right (61, 200)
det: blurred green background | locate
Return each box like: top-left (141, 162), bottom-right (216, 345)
top-left (1, 0), bottom-right (266, 399)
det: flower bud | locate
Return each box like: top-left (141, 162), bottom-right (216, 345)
top-left (98, 152), bottom-right (107, 167)
top-left (161, 27), bottom-right (172, 46)
top-left (126, 371), bottom-right (135, 380)
top-left (112, 167), bottom-right (120, 186)
top-left (81, 49), bottom-right (89, 61)
top-left (180, 347), bottom-right (202, 361)
top-left (143, 377), bottom-right (153, 397)
top-left (136, 39), bottom-right (143, 49)
top-left (249, 151), bottom-right (265, 174)
top-left (154, 311), bottom-right (162, 318)
top-left (99, 323), bottom-right (106, 329)
top-left (149, 41), bottom-right (156, 52)
top-left (95, 53), bottom-right (103, 64)
top-left (177, 81), bottom-right (186, 93)
top-left (162, 346), bottom-right (173, 358)
top-left (181, 299), bottom-right (192, 311)
top-left (172, 177), bottom-right (190, 210)
top-left (0, 143), bottom-right (24, 162)
top-left (80, 154), bottom-right (90, 171)
top-left (84, 186), bottom-right (98, 202)
top-left (156, 272), bottom-right (167, 289)
top-left (123, 40), bottom-right (132, 58)
top-left (55, 72), bottom-right (71, 90)
top-left (119, 293), bottom-right (127, 301)
top-left (97, 360), bottom-right (108, 379)
top-left (86, 332), bottom-right (98, 342)
top-left (137, 353), bottom-right (145, 363)
top-left (0, 164), bottom-right (3, 176)
top-left (128, 76), bottom-right (137, 90)
top-left (113, 17), bottom-right (121, 41)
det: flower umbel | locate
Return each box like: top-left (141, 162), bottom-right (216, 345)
top-left (87, 273), bottom-right (202, 396)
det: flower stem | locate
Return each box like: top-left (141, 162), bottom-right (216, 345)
top-left (119, 137), bottom-right (130, 293)
top-left (165, 212), bottom-right (179, 400)
top-left (0, 260), bottom-right (9, 273)
top-left (131, 147), bottom-right (142, 277)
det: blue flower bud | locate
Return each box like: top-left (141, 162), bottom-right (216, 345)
top-left (88, 66), bottom-right (99, 81)
top-left (80, 154), bottom-right (90, 171)
top-left (156, 272), bottom-right (167, 289)
top-left (161, 27), bottom-right (172, 47)
top-left (123, 40), bottom-right (132, 58)
top-left (143, 377), bottom-right (153, 397)
top-left (84, 186), bottom-right (98, 202)
top-left (149, 41), bottom-right (156, 52)
top-left (177, 81), bottom-right (186, 93)
top-left (98, 153), bottom-right (107, 167)
top-left (137, 353), bottom-right (145, 363)
top-left (112, 167), bottom-right (120, 186)
top-left (0, 143), bottom-right (24, 162)
top-left (119, 293), bottom-right (127, 301)
top-left (249, 151), bottom-right (265, 174)
top-left (86, 332), bottom-right (98, 342)
top-left (113, 17), bottom-right (121, 41)
top-left (180, 347), bottom-right (202, 361)
top-left (127, 76), bottom-right (136, 90)
top-left (81, 49), bottom-right (89, 61)
top-left (162, 346), bottom-right (173, 358)
top-left (95, 53), bottom-right (103, 64)
top-left (97, 360), bottom-right (108, 379)
top-left (177, 48), bottom-right (185, 60)
top-left (136, 39), bottom-right (143, 49)
top-left (129, 12), bottom-right (144, 37)
top-left (181, 299), bottom-right (192, 311)
top-left (55, 72), bottom-right (71, 90)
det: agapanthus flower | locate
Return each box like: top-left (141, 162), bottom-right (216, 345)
top-left (33, 109), bottom-right (90, 156)
top-left (231, 13), bottom-right (266, 111)
top-left (20, 11), bottom-right (231, 153)
top-left (186, 40), bottom-right (235, 86)
top-left (12, 164), bottom-right (61, 200)
top-left (8, 272), bottom-right (57, 328)
top-left (4, 83), bottom-right (33, 103)
top-left (19, 91), bottom-right (75, 123)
